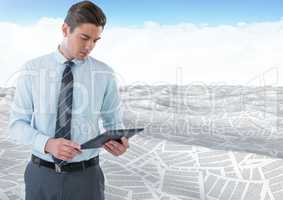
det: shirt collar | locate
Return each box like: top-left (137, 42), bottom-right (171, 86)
top-left (54, 46), bottom-right (86, 66)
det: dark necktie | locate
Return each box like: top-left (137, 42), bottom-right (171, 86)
top-left (53, 60), bottom-right (75, 166)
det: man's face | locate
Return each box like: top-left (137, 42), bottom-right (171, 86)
top-left (62, 23), bottom-right (103, 60)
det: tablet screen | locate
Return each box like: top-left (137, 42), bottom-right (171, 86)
top-left (81, 128), bottom-right (144, 149)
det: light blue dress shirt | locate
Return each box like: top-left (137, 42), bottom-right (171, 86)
top-left (8, 48), bottom-right (124, 162)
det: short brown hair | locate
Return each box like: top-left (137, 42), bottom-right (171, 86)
top-left (64, 1), bottom-right (106, 32)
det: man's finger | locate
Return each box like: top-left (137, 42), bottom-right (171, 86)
top-left (62, 144), bottom-right (82, 155)
top-left (64, 140), bottom-right (81, 151)
top-left (121, 137), bottom-right (129, 148)
top-left (105, 143), bottom-right (115, 151)
top-left (103, 144), bottom-right (119, 156)
top-left (62, 146), bottom-right (80, 156)
top-left (106, 143), bottom-right (123, 155)
top-left (61, 146), bottom-right (78, 157)
top-left (109, 140), bottom-right (124, 152)
top-left (103, 145), bottom-right (112, 153)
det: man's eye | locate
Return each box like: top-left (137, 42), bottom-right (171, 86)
top-left (81, 37), bottom-right (88, 41)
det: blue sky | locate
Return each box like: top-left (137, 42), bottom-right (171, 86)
top-left (0, 1), bottom-right (283, 86)
top-left (0, 0), bottom-right (282, 26)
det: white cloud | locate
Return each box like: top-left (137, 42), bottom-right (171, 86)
top-left (1, 17), bottom-right (283, 87)
top-left (0, 18), bottom-right (62, 86)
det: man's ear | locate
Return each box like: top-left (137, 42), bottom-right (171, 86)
top-left (62, 23), bottom-right (69, 37)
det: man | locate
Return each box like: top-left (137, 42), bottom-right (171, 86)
top-left (8, 1), bottom-right (128, 200)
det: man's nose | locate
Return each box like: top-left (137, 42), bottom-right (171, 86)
top-left (85, 40), bottom-right (95, 50)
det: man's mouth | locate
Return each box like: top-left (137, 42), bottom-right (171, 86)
top-left (80, 51), bottom-right (88, 56)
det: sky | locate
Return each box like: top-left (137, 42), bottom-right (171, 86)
top-left (1, 0), bottom-right (283, 26)
top-left (0, 1), bottom-right (283, 86)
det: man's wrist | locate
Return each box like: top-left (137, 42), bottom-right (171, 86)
top-left (44, 138), bottom-right (53, 154)
top-left (33, 133), bottom-right (51, 155)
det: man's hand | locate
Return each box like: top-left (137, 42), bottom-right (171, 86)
top-left (103, 137), bottom-right (129, 156)
top-left (44, 138), bottom-right (82, 161)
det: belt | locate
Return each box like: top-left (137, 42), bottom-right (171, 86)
top-left (31, 154), bottom-right (99, 173)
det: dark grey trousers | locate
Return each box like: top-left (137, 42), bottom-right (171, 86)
top-left (24, 160), bottom-right (105, 200)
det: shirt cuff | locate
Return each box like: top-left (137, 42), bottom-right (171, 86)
top-left (33, 133), bottom-right (51, 154)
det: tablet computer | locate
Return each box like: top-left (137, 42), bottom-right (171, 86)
top-left (81, 128), bottom-right (144, 149)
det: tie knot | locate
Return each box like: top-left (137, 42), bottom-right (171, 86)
top-left (64, 60), bottom-right (75, 67)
